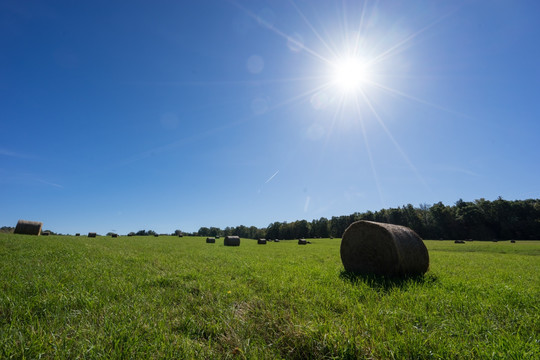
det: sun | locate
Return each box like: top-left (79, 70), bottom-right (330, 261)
top-left (331, 57), bottom-right (371, 93)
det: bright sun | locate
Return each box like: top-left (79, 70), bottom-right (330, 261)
top-left (332, 57), bottom-right (370, 93)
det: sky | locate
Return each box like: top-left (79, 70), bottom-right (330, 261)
top-left (1, 0), bottom-right (539, 235)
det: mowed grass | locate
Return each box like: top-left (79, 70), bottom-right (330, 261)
top-left (0, 235), bottom-right (538, 359)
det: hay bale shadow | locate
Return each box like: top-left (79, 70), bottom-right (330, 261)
top-left (339, 270), bottom-right (438, 292)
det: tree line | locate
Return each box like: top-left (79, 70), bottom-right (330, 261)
top-left (197, 198), bottom-right (540, 241)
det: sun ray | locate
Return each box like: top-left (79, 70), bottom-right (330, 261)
top-left (359, 88), bottom-right (431, 192)
top-left (366, 11), bottom-right (456, 68)
top-left (364, 79), bottom-right (473, 120)
top-left (289, 0), bottom-right (338, 59)
top-left (354, 97), bottom-right (386, 208)
top-left (231, 1), bottom-right (333, 66)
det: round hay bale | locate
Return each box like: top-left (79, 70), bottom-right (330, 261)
top-left (257, 238), bottom-right (267, 245)
top-left (340, 220), bottom-right (429, 277)
top-left (14, 220), bottom-right (43, 236)
top-left (206, 237), bottom-right (216, 243)
top-left (88, 232), bottom-right (97, 238)
top-left (224, 236), bottom-right (240, 246)
top-left (298, 238), bottom-right (307, 245)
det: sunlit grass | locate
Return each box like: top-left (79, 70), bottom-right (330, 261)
top-left (1, 235), bottom-right (538, 359)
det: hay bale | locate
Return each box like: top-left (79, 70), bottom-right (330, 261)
top-left (258, 238), bottom-right (267, 245)
top-left (14, 220), bottom-right (43, 235)
top-left (224, 235), bottom-right (240, 246)
top-left (298, 238), bottom-right (307, 245)
top-left (88, 232), bottom-right (97, 238)
top-left (340, 220), bottom-right (429, 277)
top-left (206, 237), bottom-right (215, 243)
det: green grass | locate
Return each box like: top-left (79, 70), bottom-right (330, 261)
top-left (1, 235), bottom-right (538, 359)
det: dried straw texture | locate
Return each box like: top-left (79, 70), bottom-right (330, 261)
top-left (206, 237), bottom-right (216, 243)
top-left (88, 232), bottom-right (97, 238)
top-left (224, 236), bottom-right (240, 246)
top-left (14, 220), bottom-right (42, 236)
top-left (258, 239), bottom-right (267, 244)
top-left (340, 220), bottom-right (429, 277)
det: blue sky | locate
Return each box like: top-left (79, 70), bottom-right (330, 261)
top-left (1, 0), bottom-right (539, 235)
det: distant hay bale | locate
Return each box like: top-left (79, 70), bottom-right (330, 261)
top-left (340, 220), bottom-right (429, 277)
top-left (88, 232), bottom-right (97, 238)
top-left (206, 237), bottom-right (215, 243)
top-left (14, 220), bottom-right (43, 236)
top-left (75, 233), bottom-right (80, 236)
top-left (258, 238), bottom-right (267, 244)
top-left (224, 236), bottom-right (240, 246)
top-left (454, 240), bottom-right (465, 244)
top-left (298, 238), bottom-right (307, 245)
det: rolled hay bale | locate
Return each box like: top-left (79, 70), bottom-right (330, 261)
top-left (258, 238), bottom-right (267, 245)
top-left (224, 235), bottom-right (240, 246)
top-left (298, 238), bottom-right (307, 245)
top-left (340, 220), bottom-right (429, 277)
top-left (88, 232), bottom-right (97, 238)
top-left (206, 237), bottom-right (215, 243)
top-left (14, 220), bottom-right (43, 236)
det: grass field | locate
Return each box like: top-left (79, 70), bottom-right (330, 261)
top-left (1, 234), bottom-right (538, 359)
